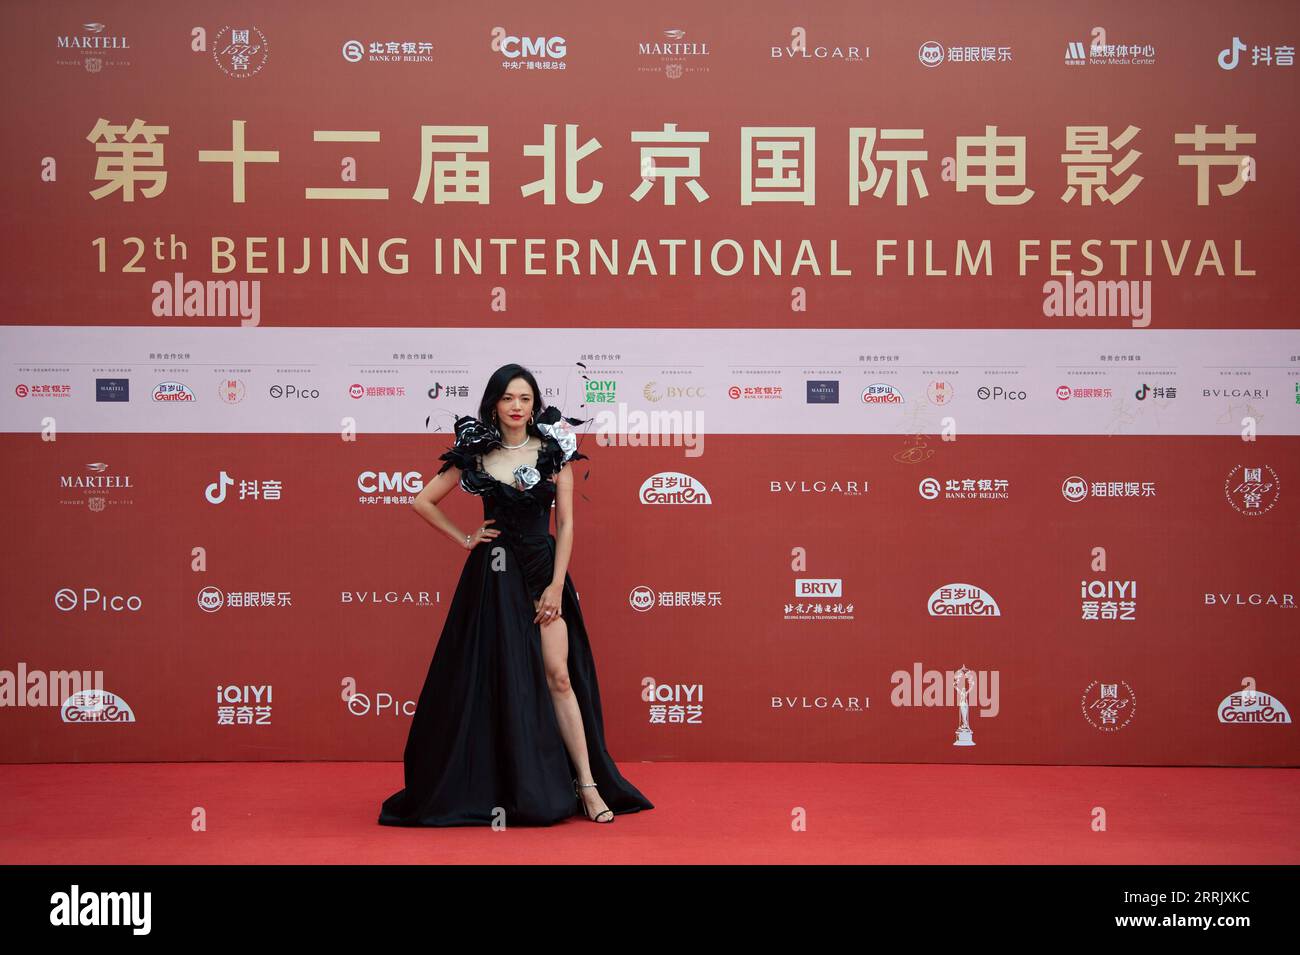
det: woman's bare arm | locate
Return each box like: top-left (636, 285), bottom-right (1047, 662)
top-left (550, 462), bottom-right (575, 586)
top-left (412, 466), bottom-right (478, 548)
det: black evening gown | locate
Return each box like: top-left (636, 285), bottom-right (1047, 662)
top-left (378, 406), bottom-right (654, 826)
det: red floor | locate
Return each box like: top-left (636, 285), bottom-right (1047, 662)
top-left (1, 761), bottom-right (1296, 864)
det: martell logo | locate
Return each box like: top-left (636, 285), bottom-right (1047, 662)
top-left (95, 378), bottom-right (129, 402)
top-left (806, 380), bottom-right (839, 403)
top-left (59, 462), bottom-right (135, 511)
top-left (638, 28), bottom-right (711, 79)
top-left (55, 22), bottom-right (132, 73)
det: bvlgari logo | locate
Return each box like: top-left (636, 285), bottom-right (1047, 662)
top-left (339, 590), bottom-right (437, 606)
top-left (1203, 591), bottom-right (1294, 610)
top-left (770, 693), bottom-right (869, 711)
top-left (771, 27), bottom-right (867, 62)
top-left (769, 476), bottom-right (867, 496)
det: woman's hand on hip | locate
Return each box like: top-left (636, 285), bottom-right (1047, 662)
top-left (463, 518), bottom-right (499, 549)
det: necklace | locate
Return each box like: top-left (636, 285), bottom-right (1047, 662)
top-left (499, 433), bottom-right (531, 450)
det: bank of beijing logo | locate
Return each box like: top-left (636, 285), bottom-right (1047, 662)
top-left (1081, 680), bottom-right (1135, 732)
top-left (341, 38), bottom-right (433, 64)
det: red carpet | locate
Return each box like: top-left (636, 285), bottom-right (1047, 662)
top-left (2, 762), bottom-right (1296, 865)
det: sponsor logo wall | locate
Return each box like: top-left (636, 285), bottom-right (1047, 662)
top-left (1, 4), bottom-right (1295, 766)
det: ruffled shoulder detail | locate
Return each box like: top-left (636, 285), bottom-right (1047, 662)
top-left (435, 415), bottom-right (502, 476)
top-left (535, 405), bottom-right (589, 480)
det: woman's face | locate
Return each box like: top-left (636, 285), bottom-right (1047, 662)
top-left (495, 377), bottom-right (535, 427)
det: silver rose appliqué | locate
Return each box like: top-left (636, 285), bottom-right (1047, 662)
top-left (512, 465), bottom-right (541, 490)
top-left (536, 418), bottom-right (578, 460)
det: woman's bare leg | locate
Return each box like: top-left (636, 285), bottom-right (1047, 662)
top-left (540, 614), bottom-right (611, 820)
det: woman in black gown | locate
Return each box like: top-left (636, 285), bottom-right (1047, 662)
top-left (378, 363), bottom-right (654, 827)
